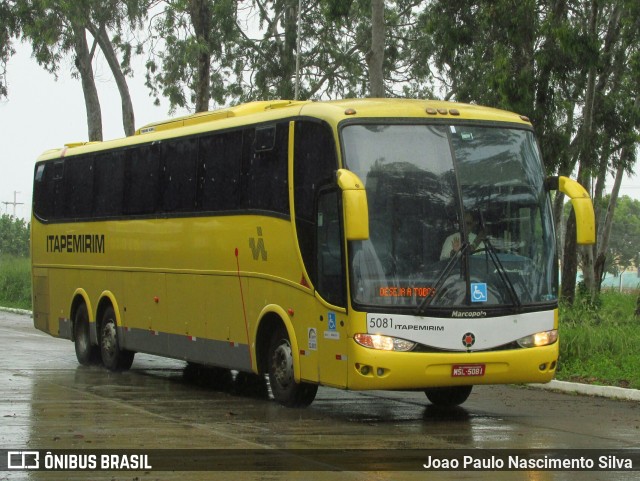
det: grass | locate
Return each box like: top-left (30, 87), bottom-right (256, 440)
top-left (1, 254), bottom-right (639, 388)
top-left (0, 255), bottom-right (31, 310)
top-left (557, 291), bottom-right (640, 389)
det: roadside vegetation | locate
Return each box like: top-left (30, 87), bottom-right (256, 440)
top-left (0, 254), bottom-right (30, 309)
top-left (557, 290), bottom-right (640, 390)
top-left (0, 214), bottom-right (30, 309)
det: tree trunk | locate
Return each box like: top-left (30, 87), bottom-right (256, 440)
top-left (594, 163), bottom-right (624, 288)
top-left (561, 209), bottom-right (577, 303)
top-left (368, 0), bottom-right (385, 97)
top-left (573, 0), bottom-right (598, 297)
top-left (72, 23), bottom-right (102, 141)
top-left (280, 0), bottom-right (298, 100)
top-left (188, 0), bottom-right (212, 112)
top-left (552, 191), bottom-right (565, 257)
top-left (90, 23), bottom-right (135, 136)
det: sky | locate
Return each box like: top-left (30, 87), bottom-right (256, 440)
top-left (0, 43), bottom-right (189, 221)
top-left (1, 42), bottom-right (639, 221)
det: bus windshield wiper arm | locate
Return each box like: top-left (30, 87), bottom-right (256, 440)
top-left (481, 238), bottom-right (522, 310)
top-left (416, 241), bottom-right (472, 315)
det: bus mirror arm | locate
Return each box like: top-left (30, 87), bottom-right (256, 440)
top-left (545, 175), bottom-right (596, 245)
top-left (336, 169), bottom-right (370, 241)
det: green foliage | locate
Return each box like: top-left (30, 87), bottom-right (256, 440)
top-left (0, 0), bottom-right (17, 98)
top-left (0, 217), bottom-right (32, 309)
top-left (145, 0), bottom-right (238, 112)
top-left (144, 0), bottom-right (432, 111)
top-left (558, 291), bottom-right (640, 389)
top-left (601, 196), bottom-right (640, 276)
top-left (0, 214), bottom-right (29, 258)
top-left (0, 255), bottom-right (31, 309)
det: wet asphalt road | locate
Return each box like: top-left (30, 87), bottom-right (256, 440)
top-left (0, 311), bottom-right (639, 481)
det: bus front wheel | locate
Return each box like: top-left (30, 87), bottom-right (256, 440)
top-left (100, 306), bottom-right (134, 371)
top-left (424, 385), bottom-right (473, 407)
top-left (267, 327), bottom-right (317, 407)
top-left (74, 304), bottom-right (100, 365)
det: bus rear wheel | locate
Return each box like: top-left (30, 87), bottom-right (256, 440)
top-left (424, 386), bottom-right (473, 407)
top-left (267, 326), bottom-right (317, 407)
top-left (74, 304), bottom-right (100, 365)
top-left (100, 306), bottom-right (134, 371)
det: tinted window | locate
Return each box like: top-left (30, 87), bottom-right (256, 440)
top-left (317, 189), bottom-right (345, 306)
top-left (162, 138), bottom-right (198, 212)
top-left (33, 122), bottom-right (296, 222)
top-left (63, 155), bottom-right (94, 218)
top-left (94, 151), bottom-right (125, 217)
top-left (33, 162), bottom-right (55, 220)
top-left (124, 144), bottom-right (160, 215)
top-left (294, 120), bottom-right (337, 285)
top-left (243, 122), bottom-right (289, 214)
top-left (198, 130), bottom-right (243, 211)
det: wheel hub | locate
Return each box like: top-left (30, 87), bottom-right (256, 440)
top-left (102, 322), bottom-right (116, 357)
top-left (273, 342), bottom-right (293, 388)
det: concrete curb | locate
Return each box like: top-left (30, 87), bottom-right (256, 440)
top-left (0, 306), bottom-right (33, 317)
top-left (529, 380), bottom-right (640, 402)
top-left (3, 306), bottom-right (639, 402)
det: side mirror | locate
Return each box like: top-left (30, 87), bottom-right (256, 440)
top-left (545, 176), bottom-right (596, 245)
top-left (336, 169), bottom-right (369, 241)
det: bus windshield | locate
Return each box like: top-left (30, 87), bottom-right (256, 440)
top-left (343, 123), bottom-right (557, 312)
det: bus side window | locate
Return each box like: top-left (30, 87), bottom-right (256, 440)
top-left (94, 151), bottom-right (125, 218)
top-left (33, 162), bottom-right (61, 221)
top-left (198, 130), bottom-right (243, 212)
top-left (162, 138), bottom-right (198, 212)
top-left (124, 144), bottom-right (161, 215)
top-left (63, 155), bottom-right (94, 219)
top-left (243, 122), bottom-right (289, 214)
top-left (293, 120), bottom-right (338, 287)
top-left (316, 189), bottom-right (345, 307)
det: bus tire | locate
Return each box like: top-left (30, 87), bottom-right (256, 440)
top-left (73, 303), bottom-right (101, 366)
top-left (267, 326), bottom-right (317, 407)
top-left (424, 385), bottom-right (473, 407)
top-left (99, 306), bottom-right (134, 371)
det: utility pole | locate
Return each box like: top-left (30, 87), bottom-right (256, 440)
top-left (1, 191), bottom-right (24, 217)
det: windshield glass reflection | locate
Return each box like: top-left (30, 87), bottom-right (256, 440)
top-left (342, 124), bottom-right (557, 312)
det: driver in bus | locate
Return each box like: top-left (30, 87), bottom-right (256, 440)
top-left (440, 211), bottom-right (485, 259)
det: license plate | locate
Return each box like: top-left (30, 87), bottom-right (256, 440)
top-left (452, 364), bottom-right (485, 377)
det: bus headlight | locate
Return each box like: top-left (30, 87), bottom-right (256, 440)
top-left (354, 333), bottom-right (416, 352)
top-left (517, 330), bottom-right (558, 348)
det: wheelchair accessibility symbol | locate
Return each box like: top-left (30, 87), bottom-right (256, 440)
top-left (471, 283), bottom-right (488, 303)
top-left (328, 312), bottom-right (337, 331)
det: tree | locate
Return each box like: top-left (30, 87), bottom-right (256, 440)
top-left (598, 196), bottom-right (640, 279)
top-left (86, 1), bottom-right (148, 135)
top-left (419, 0), bottom-right (639, 303)
top-left (0, 1), bottom-right (17, 98)
top-left (368, 0), bottom-right (384, 97)
top-left (145, 0), bottom-right (430, 110)
top-left (9, 0), bottom-right (145, 138)
top-left (145, 0), bottom-right (238, 112)
top-left (0, 214), bottom-right (30, 258)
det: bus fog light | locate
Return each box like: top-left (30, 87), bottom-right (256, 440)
top-left (354, 333), bottom-right (416, 352)
top-left (517, 330), bottom-right (558, 348)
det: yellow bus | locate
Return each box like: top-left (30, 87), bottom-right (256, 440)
top-left (31, 99), bottom-right (595, 407)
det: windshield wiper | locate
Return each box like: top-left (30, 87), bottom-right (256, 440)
top-left (416, 241), bottom-right (472, 315)
top-left (480, 237), bottom-right (522, 310)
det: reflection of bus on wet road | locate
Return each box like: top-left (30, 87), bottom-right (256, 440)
top-left (31, 99), bottom-right (595, 408)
